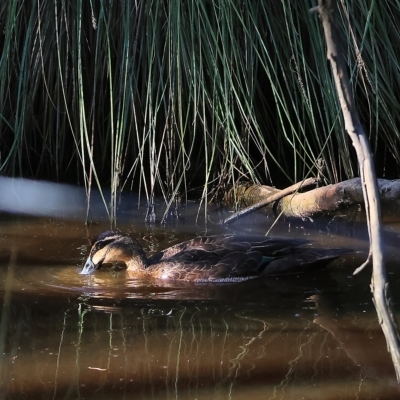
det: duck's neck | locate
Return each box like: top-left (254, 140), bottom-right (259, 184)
top-left (125, 255), bottom-right (151, 278)
top-left (122, 239), bottom-right (152, 277)
top-left (125, 241), bottom-right (155, 278)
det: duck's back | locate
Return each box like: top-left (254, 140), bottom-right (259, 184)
top-left (145, 235), bottom-right (336, 282)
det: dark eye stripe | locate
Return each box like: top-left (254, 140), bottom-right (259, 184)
top-left (91, 237), bottom-right (119, 255)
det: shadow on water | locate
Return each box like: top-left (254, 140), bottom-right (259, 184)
top-left (0, 198), bottom-right (400, 398)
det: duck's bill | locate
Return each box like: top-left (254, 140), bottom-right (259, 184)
top-left (80, 257), bottom-right (96, 275)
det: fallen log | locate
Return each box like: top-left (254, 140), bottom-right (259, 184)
top-left (223, 178), bottom-right (400, 222)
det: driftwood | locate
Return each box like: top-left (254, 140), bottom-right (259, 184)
top-left (224, 178), bottom-right (400, 222)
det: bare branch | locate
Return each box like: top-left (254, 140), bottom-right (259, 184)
top-left (315, 0), bottom-right (400, 381)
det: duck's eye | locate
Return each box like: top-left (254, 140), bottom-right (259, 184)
top-left (91, 237), bottom-right (116, 254)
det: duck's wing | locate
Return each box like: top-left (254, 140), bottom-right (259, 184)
top-left (147, 248), bottom-right (264, 282)
top-left (146, 235), bottom-right (312, 282)
top-left (150, 234), bottom-right (309, 260)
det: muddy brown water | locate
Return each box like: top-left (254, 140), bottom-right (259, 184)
top-left (0, 205), bottom-right (399, 399)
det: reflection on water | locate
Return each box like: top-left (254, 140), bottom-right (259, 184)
top-left (0, 212), bottom-right (399, 399)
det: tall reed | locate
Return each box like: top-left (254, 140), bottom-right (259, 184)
top-left (0, 1), bottom-right (399, 220)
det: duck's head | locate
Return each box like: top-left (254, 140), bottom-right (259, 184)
top-left (80, 231), bottom-right (148, 275)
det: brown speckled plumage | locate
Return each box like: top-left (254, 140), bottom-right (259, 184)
top-left (80, 231), bottom-right (348, 282)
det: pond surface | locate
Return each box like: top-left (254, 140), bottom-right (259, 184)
top-left (0, 201), bottom-right (399, 399)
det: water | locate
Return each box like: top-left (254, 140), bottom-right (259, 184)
top-left (0, 204), bottom-right (399, 399)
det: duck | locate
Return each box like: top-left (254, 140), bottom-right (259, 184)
top-left (79, 231), bottom-right (348, 283)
